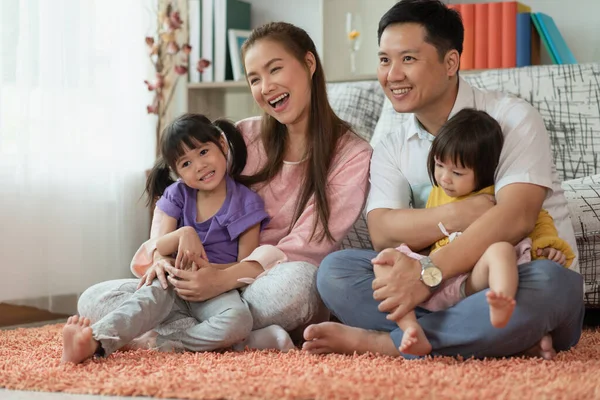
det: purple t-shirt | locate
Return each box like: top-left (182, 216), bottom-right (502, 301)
top-left (156, 175), bottom-right (270, 264)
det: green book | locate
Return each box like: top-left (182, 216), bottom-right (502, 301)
top-left (213, 0), bottom-right (251, 81)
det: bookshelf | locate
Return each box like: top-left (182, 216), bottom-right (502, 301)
top-left (184, 0), bottom-right (396, 119)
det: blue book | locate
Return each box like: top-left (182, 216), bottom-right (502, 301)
top-left (516, 12), bottom-right (531, 67)
top-left (533, 12), bottom-right (577, 64)
top-left (530, 13), bottom-right (557, 64)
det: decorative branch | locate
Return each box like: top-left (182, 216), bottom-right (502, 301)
top-left (144, 0), bottom-right (212, 157)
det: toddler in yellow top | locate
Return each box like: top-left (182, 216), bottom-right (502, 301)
top-left (388, 108), bottom-right (574, 357)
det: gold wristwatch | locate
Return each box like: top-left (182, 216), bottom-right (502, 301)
top-left (419, 256), bottom-right (443, 290)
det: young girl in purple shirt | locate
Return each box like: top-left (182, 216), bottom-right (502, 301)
top-left (61, 113), bottom-right (269, 364)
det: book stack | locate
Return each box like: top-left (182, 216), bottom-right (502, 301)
top-left (189, 0), bottom-right (252, 82)
top-left (448, 1), bottom-right (576, 71)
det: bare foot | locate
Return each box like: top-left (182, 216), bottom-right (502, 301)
top-left (233, 325), bottom-right (295, 352)
top-left (399, 326), bottom-right (432, 356)
top-left (522, 335), bottom-right (557, 360)
top-left (302, 322), bottom-right (399, 356)
top-left (61, 315), bottom-right (99, 364)
top-left (486, 291), bottom-right (516, 328)
top-left (122, 330), bottom-right (158, 351)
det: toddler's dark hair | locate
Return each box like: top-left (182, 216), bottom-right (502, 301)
top-left (427, 108), bottom-right (504, 192)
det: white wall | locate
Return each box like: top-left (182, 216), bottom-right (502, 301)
top-left (247, 0), bottom-right (324, 56)
top-left (323, 0), bottom-right (396, 79)
top-left (449, 0), bottom-right (600, 63)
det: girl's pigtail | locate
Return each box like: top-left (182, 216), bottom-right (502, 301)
top-left (145, 157), bottom-right (175, 206)
top-left (213, 118), bottom-right (247, 181)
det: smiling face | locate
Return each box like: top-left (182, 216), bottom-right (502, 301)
top-left (174, 139), bottom-right (228, 194)
top-left (433, 157), bottom-right (476, 198)
top-left (377, 23), bottom-right (457, 115)
top-left (244, 39), bottom-right (315, 128)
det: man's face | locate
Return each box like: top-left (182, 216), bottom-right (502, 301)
top-left (377, 23), bottom-right (453, 114)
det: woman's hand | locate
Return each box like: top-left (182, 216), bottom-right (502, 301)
top-left (175, 226), bottom-right (208, 270)
top-left (137, 251), bottom-right (175, 290)
top-left (164, 263), bottom-right (228, 302)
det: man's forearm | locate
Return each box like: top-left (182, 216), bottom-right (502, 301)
top-left (430, 203), bottom-right (532, 278)
top-left (368, 206), bottom-right (451, 252)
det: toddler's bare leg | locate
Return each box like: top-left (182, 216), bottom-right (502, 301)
top-left (396, 311), bottom-right (431, 356)
top-left (465, 242), bottom-right (518, 328)
top-left (373, 263), bottom-right (431, 356)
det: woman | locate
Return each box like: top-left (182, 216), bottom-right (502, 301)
top-left (75, 21), bottom-right (372, 354)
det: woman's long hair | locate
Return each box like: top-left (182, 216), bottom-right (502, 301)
top-left (240, 22), bottom-right (352, 242)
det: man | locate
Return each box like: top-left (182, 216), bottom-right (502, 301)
top-left (303, 0), bottom-right (584, 359)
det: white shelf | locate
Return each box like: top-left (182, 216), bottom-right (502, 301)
top-left (187, 73), bottom-right (379, 91)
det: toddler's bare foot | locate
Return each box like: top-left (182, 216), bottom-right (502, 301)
top-left (487, 291), bottom-right (516, 328)
top-left (522, 335), bottom-right (556, 360)
top-left (61, 316), bottom-right (98, 364)
top-left (399, 325), bottom-right (432, 356)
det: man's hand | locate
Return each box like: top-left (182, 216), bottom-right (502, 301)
top-left (538, 247), bottom-right (567, 266)
top-left (137, 252), bottom-right (175, 290)
top-left (175, 227), bottom-right (208, 270)
top-left (448, 193), bottom-right (495, 233)
top-left (371, 248), bottom-right (430, 322)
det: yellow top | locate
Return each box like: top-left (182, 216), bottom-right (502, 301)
top-left (426, 185), bottom-right (574, 268)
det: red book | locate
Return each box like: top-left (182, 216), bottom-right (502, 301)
top-left (487, 2), bottom-right (503, 69)
top-left (501, 1), bottom-right (518, 68)
top-left (474, 3), bottom-right (489, 69)
top-left (460, 3), bottom-right (475, 70)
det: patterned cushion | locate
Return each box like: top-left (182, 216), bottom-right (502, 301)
top-left (462, 63), bottom-right (600, 181)
top-left (327, 81), bottom-right (385, 142)
top-left (341, 212), bottom-right (373, 250)
top-left (373, 63), bottom-right (600, 176)
top-left (562, 174), bottom-right (600, 307)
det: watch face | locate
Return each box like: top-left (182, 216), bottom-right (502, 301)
top-left (422, 267), bottom-right (443, 287)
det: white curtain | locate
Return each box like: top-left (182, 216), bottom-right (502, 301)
top-left (0, 0), bottom-right (156, 308)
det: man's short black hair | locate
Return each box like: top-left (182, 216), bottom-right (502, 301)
top-left (378, 0), bottom-right (464, 60)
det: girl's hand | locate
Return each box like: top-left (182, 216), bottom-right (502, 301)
top-left (179, 250), bottom-right (211, 271)
top-left (176, 227), bottom-right (208, 270)
top-left (137, 251), bottom-right (175, 290)
top-left (537, 247), bottom-right (567, 266)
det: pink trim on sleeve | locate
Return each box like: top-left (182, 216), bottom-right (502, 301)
top-left (130, 238), bottom-right (158, 278)
top-left (236, 244), bottom-right (288, 284)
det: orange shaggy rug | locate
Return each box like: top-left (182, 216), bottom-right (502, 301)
top-left (1, 324), bottom-right (599, 399)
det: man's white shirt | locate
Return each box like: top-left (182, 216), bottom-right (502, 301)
top-left (367, 77), bottom-right (579, 272)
